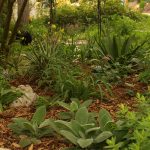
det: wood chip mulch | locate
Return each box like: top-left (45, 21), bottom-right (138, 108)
top-left (0, 74), bottom-right (147, 150)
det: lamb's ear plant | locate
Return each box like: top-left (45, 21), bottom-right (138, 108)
top-left (57, 99), bottom-right (93, 120)
top-left (48, 107), bottom-right (114, 149)
top-left (8, 106), bottom-right (53, 148)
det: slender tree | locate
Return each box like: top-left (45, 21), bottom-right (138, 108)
top-left (9, 0), bottom-right (29, 45)
top-left (17, 0), bottom-right (29, 26)
top-left (1, 0), bottom-right (16, 55)
top-left (49, 0), bottom-right (56, 31)
top-left (0, 0), bottom-right (5, 15)
top-left (97, 0), bottom-right (102, 36)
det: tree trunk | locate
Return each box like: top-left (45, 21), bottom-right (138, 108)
top-left (1, 0), bottom-right (16, 55)
top-left (97, 0), bottom-right (102, 36)
top-left (0, 0), bottom-right (5, 15)
top-left (9, 0), bottom-right (29, 45)
top-left (17, 0), bottom-right (29, 26)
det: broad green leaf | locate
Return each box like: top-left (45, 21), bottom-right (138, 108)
top-left (60, 130), bottom-right (78, 145)
top-left (19, 137), bottom-right (40, 148)
top-left (103, 121), bottom-right (116, 131)
top-left (98, 109), bottom-right (112, 130)
top-left (23, 122), bottom-right (36, 134)
top-left (19, 138), bottom-right (32, 148)
top-left (75, 107), bottom-right (89, 124)
top-left (80, 99), bottom-right (93, 108)
top-left (41, 119), bottom-right (59, 133)
top-left (39, 119), bottom-right (53, 128)
top-left (81, 123), bottom-right (95, 130)
top-left (85, 127), bottom-right (101, 135)
top-left (57, 101), bottom-right (70, 110)
top-left (55, 120), bottom-right (72, 131)
top-left (8, 118), bottom-right (29, 134)
top-left (71, 120), bottom-right (83, 137)
top-left (94, 131), bottom-right (112, 143)
top-left (70, 101), bottom-right (78, 112)
top-left (31, 106), bottom-right (46, 125)
top-left (77, 138), bottom-right (93, 148)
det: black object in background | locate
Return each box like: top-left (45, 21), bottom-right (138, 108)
top-left (16, 31), bottom-right (32, 45)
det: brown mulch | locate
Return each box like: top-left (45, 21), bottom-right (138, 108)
top-left (0, 74), bottom-right (147, 150)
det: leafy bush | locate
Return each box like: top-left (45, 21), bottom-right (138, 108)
top-left (55, 0), bottom-right (130, 26)
top-left (27, 35), bottom-right (66, 88)
top-left (139, 69), bottom-right (150, 84)
top-left (0, 68), bottom-right (22, 112)
top-left (54, 69), bottom-right (103, 100)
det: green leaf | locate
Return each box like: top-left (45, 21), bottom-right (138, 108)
top-left (55, 120), bottom-right (72, 131)
top-left (75, 107), bottom-right (89, 124)
top-left (71, 120), bottom-right (83, 137)
top-left (8, 118), bottom-right (29, 134)
top-left (80, 99), bottom-right (92, 108)
top-left (70, 101), bottom-right (78, 112)
top-left (57, 101), bottom-right (70, 110)
top-left (23, 122), bottom-right (36, 135)
top-left (77, 138), bottom-right (93, 148)
top-left (19, 138), bottom-right (32, 148)
top-left (31, 106), bottom-right (46, 125)
top-left (94, 131), bottom-right (112, 143)
top-left (19, 137), bottom-right (40, 148)
top-left (81, 123), bottom-right (95, 130)
top-left (85, 127), bottom-right (100, 135)
top-left (98, 109), bottom-right (112, 130)
top-left (39, 119), bottom-right (53, 128)
top-left (60, 130), bottom-right (78, 145)
top-left (0, 90), bottom-right (22, 105)
top-left (58, 112), bottom-right (73, 120)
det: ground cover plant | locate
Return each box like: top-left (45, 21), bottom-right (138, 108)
top-left (0, 0), bottom-right (150, 149)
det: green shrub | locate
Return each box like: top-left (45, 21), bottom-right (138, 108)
top-left (54, 70), bottom-right (94, 100)
top-left (55, 0), bottom-right (130, 26)
top-left (105, 93), bottom-right (150, 149)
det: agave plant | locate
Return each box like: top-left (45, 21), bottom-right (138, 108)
top-left (95, 34), bottom-right (147, 64)
top-left (44, 107), bottom-right (115, 149)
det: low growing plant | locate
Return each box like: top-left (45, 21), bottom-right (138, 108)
top-left (8, 106), bottom-right (53, 147)
top-left (47, 107), bottom-right (114, 149)
top-left (57, 99), bottom-right (93, 120)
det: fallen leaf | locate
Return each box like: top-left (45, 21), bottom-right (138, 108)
top-left (28, 144), bottom-right (34, 150)
top-left (0, 141), bottom-right (4, 146)
top-left (12, 142), bottom-right (21, 148)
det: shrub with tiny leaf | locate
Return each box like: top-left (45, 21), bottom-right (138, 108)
top-left (105, 93), bottom-right (150, 149)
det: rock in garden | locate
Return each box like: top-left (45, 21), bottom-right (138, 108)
top-left (10, 85), bottom-right (37, 108)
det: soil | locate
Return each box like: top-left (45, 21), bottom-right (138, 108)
top-left (0, 74), bottom-right (147, 150)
